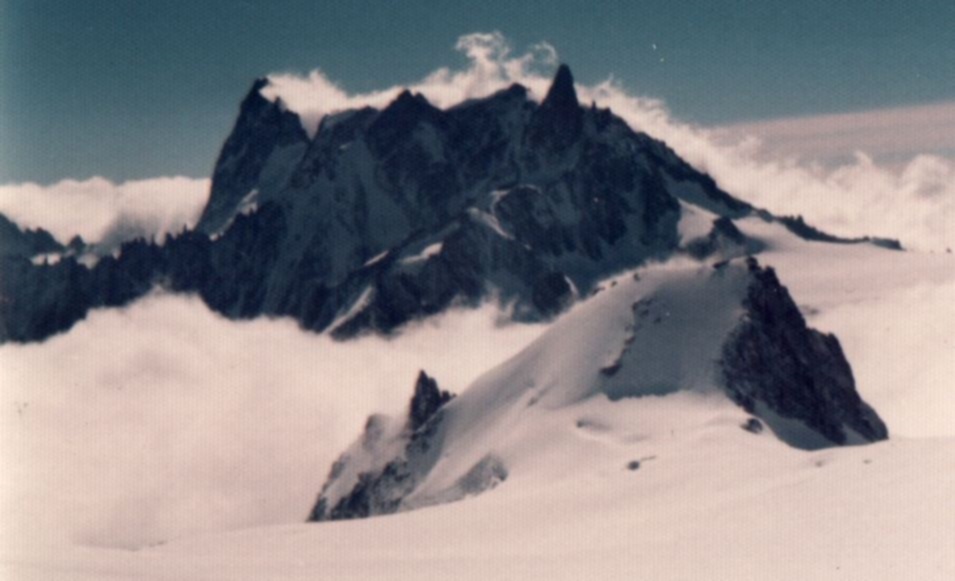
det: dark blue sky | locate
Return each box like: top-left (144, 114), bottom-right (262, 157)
top-left (3, 0), bottom-right (953, 183)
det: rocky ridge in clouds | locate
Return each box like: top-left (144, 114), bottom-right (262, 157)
top-left (0, 65), bottom-right (727, 341)
top-left (0, 65), bottom-right (896, 345)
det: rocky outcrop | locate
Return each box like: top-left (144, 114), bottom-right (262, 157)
top-left (409, 371), bottom-right (454, 431)
top-left (774, 214), bottom-right (902, 250)
top-left (309, 371), bottom-right (455, 522)
top-left (685, 216), bottom-right (755, 260)
top-left (0, 214), bottom-right (63, 259)
top-left (720, 257), bottom-right (889, 449)
top-left (195, 78), bottom-right (309, 235)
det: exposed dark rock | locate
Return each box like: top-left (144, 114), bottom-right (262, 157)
top-left (67, 235), bottom-right (86, 253)
top-left (309, 371), bottom-right (455, 522)
top-left (309, 457), bottom-right (414, 522)
top-left (196, 78), bottom-right (309, 234)
top-left (454, 455), bottom-right (508, 496)
top-left (409, 371), bottom-right (454, 431)
top-left (741, 418), bottom-right (764, 434)
top-left (531, 272), bottom-right (574, 316)
top-left (776, 214), bottom-right (902, 250)
top-left (5, 66), bottom-right (869, 345)
top-left (685, 216), bottom-right (755, 260)
top-left (0, 214), bottom-right (63, 258)
top-left (525, 64), bottom-right (584, 153)
top-left (720, 257), bottom-right (889, 449)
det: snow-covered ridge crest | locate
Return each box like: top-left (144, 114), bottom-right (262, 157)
top-left (310, 257), bottom-right (888, 522)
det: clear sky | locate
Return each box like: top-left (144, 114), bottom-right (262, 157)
top-left (2, 0), bottom-right (954, 184)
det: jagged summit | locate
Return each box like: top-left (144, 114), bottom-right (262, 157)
top-left (0, 67), bottom-right (897, 344)
top-left (526, 64), bottom-right (584, 152)
top-left (195, 77), bottom-right (308, 235)
top-left (542, 64), bottom-right (579, 110)
top-left (409, 371), bottom-right (454, 431)
top-left (0, 213), bottom-right (63, 259)
top-left (247, 77), bottom-right (270, 101)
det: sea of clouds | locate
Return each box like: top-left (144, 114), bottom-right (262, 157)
top-left (0, 176), bottom-right (209, 252)
top-left (0, 293), bottom-right (545, 550)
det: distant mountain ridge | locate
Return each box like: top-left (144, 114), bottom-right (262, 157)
top-left (0, 65), bottom-right (895, 343)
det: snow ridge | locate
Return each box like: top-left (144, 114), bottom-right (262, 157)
top-left (310, 257), bottom-right (888, 521)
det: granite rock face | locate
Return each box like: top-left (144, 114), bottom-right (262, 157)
top-left (195, 79), bottom-right (309, 235)
top-left (775, 214), bottom-right (903, 250)
top-left (409, 371), bottom-right (454, 431)
top-left (2, 65), bottom-right (751, 343)
top-left (0, 214), bottom-right (63, 259)
top-left (309, 371), bottom-right (456, 522)
top-left (720, 258), bottom-right (889, 449)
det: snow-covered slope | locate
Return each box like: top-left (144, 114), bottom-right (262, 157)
top-left (309, 252), bottom-right (887, 521)
top-left (2, 216), bottom-right (953, 580)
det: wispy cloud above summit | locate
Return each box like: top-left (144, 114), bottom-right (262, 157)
top-left (262, 32), bottom-right (560, 136)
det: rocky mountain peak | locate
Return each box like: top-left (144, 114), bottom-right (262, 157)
top-left (240, 77), bottom-right (271, 113)
top-left (542, 64), bottom-right (579, 111)
top-left (409, 371), bottom-right (454, 431)
top-left (0, 68), bottom-right (895, 347)
top-left (526, 64), bottom-right (584, 152)
top-left (195, 77), bottom-right (309, 235)
top-left (719, 257), bottom-right (889, 448)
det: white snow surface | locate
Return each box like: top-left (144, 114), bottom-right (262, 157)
top-left (676, 200), bottom-right (720, 244)
top-left (2, 217), bottom-right (954, 579)
top-left (400, 241), bottom-right (445, 265)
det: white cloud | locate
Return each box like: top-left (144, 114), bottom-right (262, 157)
top-left (574, 82), bottom-right (955, 252)
top-left (0, 293), bottom-right (544, 550)
top-left (261, 31), bottom-right (557, 136)
top-left (0, 176), bottom-right (210, 249)
top-left (265, 32), bottom-right (955, 251)
top-left (715, 101), bottom-right (955, 163)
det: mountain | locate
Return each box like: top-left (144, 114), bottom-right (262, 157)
top-left (0, 214), bottom-right (63, 259)
top-left (4, 63), bottom-right (941, 581)
top-left (309, 256), bottom-right (887, 521)
top-left (0, 65), bottom-right (894, 344)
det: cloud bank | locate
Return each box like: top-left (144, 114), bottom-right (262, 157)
top-left (264, 32), bottom-right (955, 251)
top-left (0, 293), bottom-right (545, 551)
top-left (715, 101), bottom-right (955, 164)
top-left (0, 176), bottom-right (210, 249)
